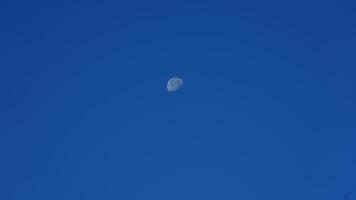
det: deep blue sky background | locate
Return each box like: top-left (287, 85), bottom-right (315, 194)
top-left (1, 0), bottom-right (355, 199)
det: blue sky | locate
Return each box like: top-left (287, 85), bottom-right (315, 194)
top-left (1, 0), bottom-right (355, 199)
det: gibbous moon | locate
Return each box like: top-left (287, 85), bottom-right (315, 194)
top-left (167, 77), bottom-right (184, 92)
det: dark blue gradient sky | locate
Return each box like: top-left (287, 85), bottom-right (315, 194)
top-left (1, 0), bottom-right (355, 199)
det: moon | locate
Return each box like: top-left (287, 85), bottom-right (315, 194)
top-left (167, 77), bottom-right (184, 92)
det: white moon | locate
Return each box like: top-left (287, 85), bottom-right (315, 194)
top-left (167, 77), bottom-right (184, 92)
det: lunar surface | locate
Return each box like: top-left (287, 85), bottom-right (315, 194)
top-left (167, 77), bottom-right (183, 92)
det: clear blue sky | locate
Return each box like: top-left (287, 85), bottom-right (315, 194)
top-left (1, 0), bottom-right (355, 199)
